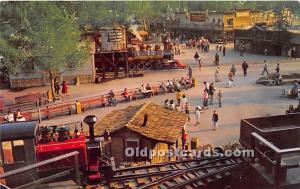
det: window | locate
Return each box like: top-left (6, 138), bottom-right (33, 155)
top-left (227, 18), bottom-right (233, 26)
top-left (1, 142), bottom-right (13, 165)
top-left (126, 138), bottom-right (139, 149)
top-left (12, 140), bottom-right (26, 163)
top-left (1, 140), bottom-right (26, 165)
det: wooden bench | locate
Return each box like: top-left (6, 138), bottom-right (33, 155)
top-left (80, 96), bottom-right (106, 112)
top-left (41, 104), bottom-right (72, 119)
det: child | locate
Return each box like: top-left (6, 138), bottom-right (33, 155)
top-left (217, 90), bottom-right (223, 108)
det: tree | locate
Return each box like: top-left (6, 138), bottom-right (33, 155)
top-left (28, 2), bottom-right (89, 95)
top-left (0, 2), bottom-right (89, 93)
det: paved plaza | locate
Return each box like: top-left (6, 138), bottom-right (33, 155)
top-left (1, 44), bottom-right (299, 146)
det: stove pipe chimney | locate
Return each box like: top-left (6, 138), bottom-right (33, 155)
top-left (83, 115), bottom-right (98, 141)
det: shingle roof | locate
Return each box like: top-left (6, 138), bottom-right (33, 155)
top-left (94, 102), bottom-right (187, 144)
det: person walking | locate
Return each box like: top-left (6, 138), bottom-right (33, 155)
top-left (181, 94), bottom-right (188, 109)
top-left (222, 45), bottom-right (226, 56)
top-left (227, 72), bottom-right (233, 88)
top-left (215, 53), bottom-right (219, 66)
top-left (291, 47), bottom-right (296, 59)
top-left (261, 60), bottom-right (269, 75)
top-left (212, 110), bottom-right (219, 130)
top-left (54, 80), bottom-right (60, 95)
top-left (208, 83), bottom-right (216, 105)
top-left (188, 66), bottom-right (192, 79)
top-left (202, 88), bottom-right (209, 110)
top-left (230, 64), bottom-right (237, 76)
top-left (215, 66), bottom-right (221, 82)
top-left (275, 63), bottom-right (280, 74)
top-left (198, 58), bottom-right (202, 70)
top-left (194, 52), bottom-right (199, 64)
top-left (264, 48), bottom-right (268, 56)
top-left (217, 90), bottom-right (223, 108)
top-left (62, 81), bottom-right (68, 96)
top-left (242, 61), bottom-right (249, 76)
top-left (184, 102), bottom-right (190, 121)
top-left (176, 90), bottom-right (183, 106)
top-left (195, 106), bottom-right (201, 126)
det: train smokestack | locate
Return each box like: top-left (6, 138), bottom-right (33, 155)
top-left (83, 115), bottom-right (98, 141)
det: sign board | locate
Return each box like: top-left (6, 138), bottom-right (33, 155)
top-left (190, 13), bottom-right (207, 22)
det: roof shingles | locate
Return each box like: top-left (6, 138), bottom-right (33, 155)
top-left (94, 102), bottom-right (187, 144)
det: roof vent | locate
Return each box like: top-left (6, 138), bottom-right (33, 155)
top-left (142, 114), bottom-right (148, 127)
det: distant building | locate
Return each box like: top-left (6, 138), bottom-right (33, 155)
top-left (224, 9), bottom-right (276, 40)
top-left (234, 23), bottom-right (300, 57)
top-left (94, 102), bottom-right (188, 167)
top-left (172, 10), bottom-right (224, 42)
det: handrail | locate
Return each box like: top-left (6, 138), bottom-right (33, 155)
top-left (0, 151), bottom-right (79, 179)
top-left (251, 132), bottom-right (281, 153)
top-left (251, 132), bottom-right (300, 154)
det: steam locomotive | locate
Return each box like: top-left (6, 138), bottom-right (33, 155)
top-left (0, 115), bottom-right (108, 188)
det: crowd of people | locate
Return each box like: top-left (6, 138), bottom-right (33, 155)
top-left (186, 36), bottom-right (210, 52)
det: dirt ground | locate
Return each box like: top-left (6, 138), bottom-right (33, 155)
top-left (1, 43), bottom-right (299, 146)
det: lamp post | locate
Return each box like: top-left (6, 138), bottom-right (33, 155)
top-left (83, 115), bottom-right (98, 141)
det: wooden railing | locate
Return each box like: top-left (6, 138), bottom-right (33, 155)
top-left (0, 79), bottom-right (192, 123)
top-left (251, 132), bottom-right (300, 186)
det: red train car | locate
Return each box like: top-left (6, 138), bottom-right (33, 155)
top-left (0, 115), bottom-right (102, 188)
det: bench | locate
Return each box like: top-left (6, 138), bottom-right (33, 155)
top-left (41, 104), bottom-right (72, 120)
top-left (80, 97), bottom-right (107, 112)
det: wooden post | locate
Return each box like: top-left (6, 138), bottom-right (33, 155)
top-left (113, 52), bottom-right (117, 79)
top-left (74, 154), bottom-right (81, 185)
top-left (38, 108), bottom-right (41, 123)
top-left (274, 153), bottom-right (282, 187)
top-left (125, 52), bottom-right (128, 77)
top-left (250, 134), bottom-right (256, 163)
top-left (101, 54), bottom-right (106, 79)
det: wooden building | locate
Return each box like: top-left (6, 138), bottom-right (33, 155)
top-left (94, 23), bottom-right (129, 81)
top-left (234, 23), bottom-right (300, 57)
top-left (172, 11), bottom-right (224, 42)
top-left (224, 9), bottom-right (276, 40)
top-left (94, 102), bottom-right (188, 167)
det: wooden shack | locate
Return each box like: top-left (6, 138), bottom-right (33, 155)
top-left (94, 23), bottom-right (129, 81)
top-left (234, 24), bottom-right (300, 57)
top-left (94, 102), bottom-right (188, 167)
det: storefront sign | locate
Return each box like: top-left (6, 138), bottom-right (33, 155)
top-left (190, 13), bottom-right (207, 22)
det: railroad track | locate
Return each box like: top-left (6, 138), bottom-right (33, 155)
top-left (97, 156), bottom-right (249, 189)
